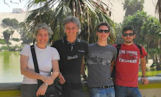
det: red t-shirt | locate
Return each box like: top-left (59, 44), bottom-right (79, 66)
top-left (115, 44), bottom-right (147, 87)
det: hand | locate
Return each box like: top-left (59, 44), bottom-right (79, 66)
top-left (141, 77), bottom-right (149, 85)
top-left (42, 76), bottom-right (54, 85)
top-left (82, 75), bottom-right (87, 81)
top-left (36, 83), bottom-right (48, 96)
top-left (58, 73), bottom-right (66, 84)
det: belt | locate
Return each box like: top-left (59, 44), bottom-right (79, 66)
top-left (64, 83), bottom-right (82, 89)
top-left (93, 85), bottom-right (114, 88)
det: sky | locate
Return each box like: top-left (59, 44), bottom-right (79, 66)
top-left (0, 0), bottom-right (30, 12)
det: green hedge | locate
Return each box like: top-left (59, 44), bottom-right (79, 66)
top-left (0, 39), bottom-right (6, 44)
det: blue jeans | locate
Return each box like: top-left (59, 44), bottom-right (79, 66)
top-left (115, 85), bottom-right (142, 97)
top-left (89, 87), bottom-right (115, 97)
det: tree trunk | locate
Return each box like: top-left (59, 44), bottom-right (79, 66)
top-left (156, 0), bottom-right (161, 23)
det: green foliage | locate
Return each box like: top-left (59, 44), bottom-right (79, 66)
top-left (0, 45), bottom-right (21, 51)
top-left (2, 18), bottom-right (19, 29)
top-left (123, 0), bottom-right (144, 16)
top-left (19, 22), bottom-right (33, 44)
top-left (12, 38), bottom-right (20, 42)
top-left (139, 70), bottom-right (161, 76)
top-left (141, 16), bottom-right (161, 46)
top-left (0, 46), bottom-right (9, 51)
top-left (114, 23), bottom-right (122, 44)
top-left (34, 0), bottom-right (46, 3)
top-left (0, 39), bottom-right (6, 44)
top-left (3, 29), bottom-right (14, 44)
top-left (9, 45), bottom-right (21, 51)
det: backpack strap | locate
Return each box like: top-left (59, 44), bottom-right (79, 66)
top-left (111, 44), bottom-right (121, 78)
top-left (116, 44), bottom-right (121, 58)
top-left (135, 44), bottom-right (143, 56)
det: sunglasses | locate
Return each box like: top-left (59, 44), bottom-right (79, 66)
top-left (97, 29), bottom-right (110, 33)
top-left (123, 33), bottom-right (134, 37)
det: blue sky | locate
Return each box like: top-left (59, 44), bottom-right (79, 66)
top-left (0, 0), bottom-right (30, 12)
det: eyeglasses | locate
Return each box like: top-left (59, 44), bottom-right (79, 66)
top-left (123, 33), bottom-right (134, 37)
top-left (97, 29), bottom-right (110, 33)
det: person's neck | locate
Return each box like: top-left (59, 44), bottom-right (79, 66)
top-left (36, 44), bottom-right (46, 49)
top-left (123, 41), bottom-right (134, 45)
top-left (97, 40), bottom-right (108, 46)
top-left (67, 37), bottom-right (77, 43)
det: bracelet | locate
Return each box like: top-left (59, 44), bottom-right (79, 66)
top-left (44, 83), bottom-right (48, 86)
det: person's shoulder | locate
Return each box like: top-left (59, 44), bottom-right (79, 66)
top-left (52, 39), bottom-right (63, 47)
top-left (108, 44), bottom-right (117, 50)
top-left (134, 44), bottom-right (146, 52)
top-left (20, 44), bottom-right (31, 56)
top-left (133, 44), bottom-right (143, 49)
top-left (134, 44), bottom-right (143, 48)
top-left (47, 46), bottom-right (58, 52)
top-left (77, 39), bottom-right (88, 48)
top-left (78, 39), bottom-right (88, 44)
top-left (22, 44), bottom-right (30, 49)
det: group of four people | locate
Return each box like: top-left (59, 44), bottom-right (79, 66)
top-left (20, 16), bottom-right (149, 97)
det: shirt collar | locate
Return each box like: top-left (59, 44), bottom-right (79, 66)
top-left (63, 36), bottom-right (80, 45)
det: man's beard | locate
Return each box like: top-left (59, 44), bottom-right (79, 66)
top-left (125, 40), bottom-right (133, 44)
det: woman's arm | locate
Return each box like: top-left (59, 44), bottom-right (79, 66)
top-left (53, 60), bottom-right (65, 84)
top-left (20, 55), bottom-right (45, 81)
top-left (43, 60), bottom-right (60, 85)
top-left (51, 60), bottom-right (60, 80)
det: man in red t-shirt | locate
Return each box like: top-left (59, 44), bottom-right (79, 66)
top-left (115, 26), bottom-right (149, 97)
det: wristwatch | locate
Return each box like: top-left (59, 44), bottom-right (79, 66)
top-left (44, 83), bottom-right (48, 86)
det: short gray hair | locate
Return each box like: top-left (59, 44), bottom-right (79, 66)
top-left (63, 16), bottom-right (81, 34)
top-left (34, 23), bottom-right (53, 37)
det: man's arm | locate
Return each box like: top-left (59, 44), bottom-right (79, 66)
top-left (81, 56), bottom-right (87, 80)
top-left (111, 61), bottom-right (115, 73)
top-left (80, 56), bottom-right (86, 75)
top-left (140, 57), bottom-right (149, 84)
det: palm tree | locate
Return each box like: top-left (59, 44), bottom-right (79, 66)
top-left (26, 0), bottom-right (116, 43)
top-left (156, 0), bottom-right (161, 23)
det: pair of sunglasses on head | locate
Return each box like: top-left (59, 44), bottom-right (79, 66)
top-left (97, 29), bottom-right (110, 33)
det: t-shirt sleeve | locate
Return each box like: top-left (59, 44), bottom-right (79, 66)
top-left (141, 47), bottom-right (147, 58)
top-left (51, 48), bottom-right (60, 61)
top-left (20, 44), bottom-right (30, 56)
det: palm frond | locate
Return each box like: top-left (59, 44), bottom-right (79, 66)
top-left (26, 0), bottom-right (115, 43)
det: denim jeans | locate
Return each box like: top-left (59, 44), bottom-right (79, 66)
top-left (61, 83), bottom-right (86, 97)
top-left (89, 87), bottom-right (115, 97)
top-left (115, 85), bottom-right (142, 97)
